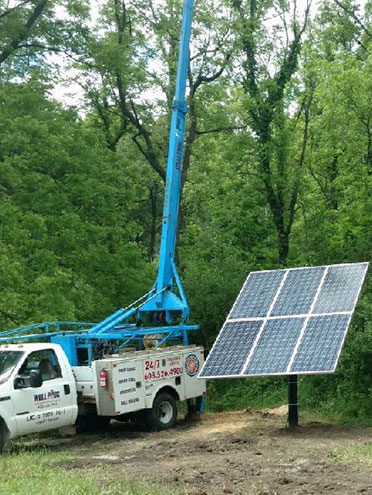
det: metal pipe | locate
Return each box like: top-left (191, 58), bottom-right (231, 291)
top-left (287, 375), bottom-right (299, 429)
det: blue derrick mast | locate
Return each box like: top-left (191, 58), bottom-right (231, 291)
top-left (0, 0), bottom-right (197, 365)
top-left (138, 0), bottom-right (193, 324)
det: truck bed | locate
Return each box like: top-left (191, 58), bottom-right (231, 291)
top-left (73, 345), bottom-right (205, 416)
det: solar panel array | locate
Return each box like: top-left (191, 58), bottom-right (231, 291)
top-left (199, 262), bottom-right (368, 378)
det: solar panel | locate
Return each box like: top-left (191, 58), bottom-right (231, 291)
top-left (200, 320), bottom-right (262, 377)
top-left (229, 270), bottom-right (285, 319)
top-left (199, 262), bottom-right (368, 378)
top-left (314, 264), bottom-right (367, 314)
top-left (290, 314), bottom-right (351, 373)
top-left (244, 317), bottom-right (304, 375)
top-left (271, 267), bottom-right (325, 316)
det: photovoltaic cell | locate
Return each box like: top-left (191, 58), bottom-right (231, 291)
top-left (229, 270), bottom-right (285, 319)
top-left (244, 317), bottom-right (305, 375)
top-left (314, 263), bottom-right (368, 314)
top-left (271, 267), bottom-right (325, 316)
top-left (290, 314), bottom-right (351, 373)
top-left (199, 320), bottom-right (262, 377)
top-left (199, 262), bottom-right (368, 379)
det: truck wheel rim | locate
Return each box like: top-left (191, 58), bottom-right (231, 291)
top-left (158, 401), bottom-right (173, 424)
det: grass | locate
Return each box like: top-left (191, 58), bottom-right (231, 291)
top-left (0, 448), bottom-right (178, 495)
top-left (331, 442), bottom-right (372, 468)
top-left (298, 406), bottom-right (349, 425)
top-left (299, 402), bottom-right (372, 427)
top-left (206, 377), bottom-right (288, 412)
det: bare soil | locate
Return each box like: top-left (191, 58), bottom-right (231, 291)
top-left (21, 407), bottom-right (372, 495)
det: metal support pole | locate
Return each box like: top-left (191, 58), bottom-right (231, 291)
top-left (287, 374), bottom-right (298, 429)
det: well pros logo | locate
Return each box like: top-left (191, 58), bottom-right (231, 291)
top-left (33, 389), bottom-right (60, 403)
top-left (185, 354), bottom-right (200, 377)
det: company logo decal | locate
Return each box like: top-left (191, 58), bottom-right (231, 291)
top-left (33, 389), bottom-right (60, 403)
top-left (185, 354), bottom-right (200, 377)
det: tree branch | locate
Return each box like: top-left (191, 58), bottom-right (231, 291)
top-left (286, 90), bottom-right (312, 235)
top-left (0, 0), bottom-right (48, 65)
top-left (0, 0), bottom-right (32, 20)
top-left (196, 125), bottom-right (248, 136)
top-left (332, 0), bottom-right (372, 40)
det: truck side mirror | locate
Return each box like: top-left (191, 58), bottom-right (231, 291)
top-left (14, 376), bottom-right (26, 389)
top-left (30, 370), bottom-right (43, 388)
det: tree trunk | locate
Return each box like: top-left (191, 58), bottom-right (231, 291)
top-left (148, 182), bottom-right (159, 261)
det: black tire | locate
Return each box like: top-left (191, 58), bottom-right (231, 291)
top-left (145, 392), bottom-right (177, 431)
top-left (0, 421), bottom-right (9, 454)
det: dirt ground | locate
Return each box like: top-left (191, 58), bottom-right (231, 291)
top-left (23, 407), bottom-right (372, 495)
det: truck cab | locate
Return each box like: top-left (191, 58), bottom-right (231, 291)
top-left (0, 343), bottom-right (78, 449)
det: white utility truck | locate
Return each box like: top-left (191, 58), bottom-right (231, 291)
top-left (0, 342), bottom-right (205, 451)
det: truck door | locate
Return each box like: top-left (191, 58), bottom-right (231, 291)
top-left (13, 348), bottom-right (75, 436)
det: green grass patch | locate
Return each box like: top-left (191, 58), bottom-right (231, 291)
top-left (0, 449), bottom-right (177, 495)
top-left (299, 403), bottom-right (372, 427)
top-left (206, 377), bottom-right (287, 412)
top-left (331, 443), bottom-right (372, 468)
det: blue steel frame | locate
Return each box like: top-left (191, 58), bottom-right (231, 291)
top-left (0, 0), bottom-right (198, 364)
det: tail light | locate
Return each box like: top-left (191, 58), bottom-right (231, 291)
top-left (99, 369), bottom-right (108, 389)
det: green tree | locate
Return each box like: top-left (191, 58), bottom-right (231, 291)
top-left (231, 0), bottom-right (312, 264)
top-left (69, 0), bottom-right (233, 258)
top-left (0, 0), bottom-right (90, 70)
top-left (0, 79), bottom-right (152, 327)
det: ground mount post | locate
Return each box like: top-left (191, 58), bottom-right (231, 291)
top-left (287, 374), bottom-right (299, 429)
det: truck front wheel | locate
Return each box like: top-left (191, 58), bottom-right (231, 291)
top-left (0, 424), bottom-right (8, 454)
top-left (146, 392), bottom-right (177, 431)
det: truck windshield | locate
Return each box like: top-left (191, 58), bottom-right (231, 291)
top-left (0, 350), bottom-right (24, 385)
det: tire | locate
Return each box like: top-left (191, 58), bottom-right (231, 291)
top-left (0, 422), bottom-right (9, 454)
top-left (145, 392), bottom-right (177, 431)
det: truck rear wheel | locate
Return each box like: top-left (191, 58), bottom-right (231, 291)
top-left (145, 392), bottom-right (177, 431)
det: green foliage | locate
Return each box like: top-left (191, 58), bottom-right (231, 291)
top-left (0, 80), bottom-right (152, 327)
top-left (207, 377), bottom-right (287, 412)
top-left (0, 0), bottom-right (91, 73)
top-left (181, 130), bottom-right (277, 345)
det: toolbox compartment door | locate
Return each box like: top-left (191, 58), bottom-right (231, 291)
top-left (95, 359), bottom-right (145, 416)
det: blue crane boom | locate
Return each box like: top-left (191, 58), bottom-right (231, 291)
top-left (89, 0), bottom-right (195, 329)
top-left (0, 0), bottom-right (197, 364)
top-left (139, 0), bottom-right (194, 323)
top-left (157, 0), bottom-right (193, 295)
